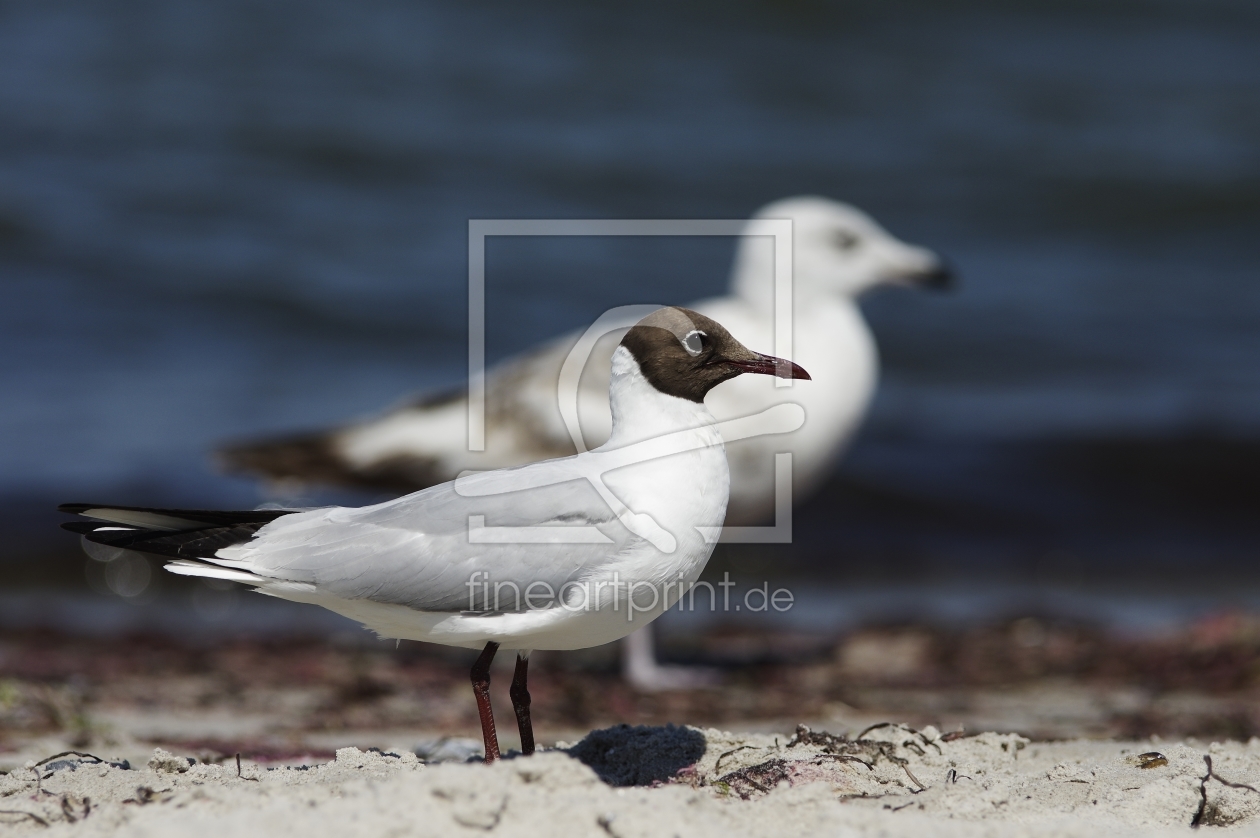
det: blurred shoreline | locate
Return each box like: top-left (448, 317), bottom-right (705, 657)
top-left (5, 601), bottom-right (1260, 755)
top-left (4, 576), bottom-right (1260, 644)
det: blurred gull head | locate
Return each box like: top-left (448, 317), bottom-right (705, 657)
top-left (730, 195), bottom-right (954, 304)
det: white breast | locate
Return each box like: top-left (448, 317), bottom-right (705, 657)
top-left (597, 346), bottom-right (730, 558)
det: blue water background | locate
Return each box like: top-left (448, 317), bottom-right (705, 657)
top-left (1, 0), bottom-right (1258, 588)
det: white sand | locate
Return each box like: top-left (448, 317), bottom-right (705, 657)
top-left (3, 724), bottom-right (1260, 836)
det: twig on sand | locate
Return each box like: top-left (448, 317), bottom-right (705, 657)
top-left (1192, 755), bottom-right (1260, 828)
top-left (901, 763), bottom-right (928, 792)
top-left (234, 753), bottom-right (259, 782)
top-left (714, 746), bottom-right (758, 774)
top-left (34, 751), bottom-right (107, 768)
top-left (34, 751), bottom-right (123, 781)
top-left (0, 810), bottom-right (49, 827)
top-left (814, 753), bottom-right (873, 771)
top-left (856, 722), bottom-right (901, 741)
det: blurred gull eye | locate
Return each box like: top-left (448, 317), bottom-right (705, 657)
top-left (831, 229), bottom-right (860, 251)
top-left (681, 330), bottom-right (707, 356)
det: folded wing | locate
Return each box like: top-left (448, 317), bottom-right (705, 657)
top-left (63, 459), bottom-right (641, 614)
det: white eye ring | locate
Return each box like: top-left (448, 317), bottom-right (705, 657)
top-left (681, 330), bottom-right (706, 357)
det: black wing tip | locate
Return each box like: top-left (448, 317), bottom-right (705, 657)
top-left (57, 504), bottom-right (297, 525)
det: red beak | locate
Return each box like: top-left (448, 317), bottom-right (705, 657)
top-left (729, 353), bottom-right (811, 381)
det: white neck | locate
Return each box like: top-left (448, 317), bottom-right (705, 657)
top-left (602, 346), bottom-right (718, 449)
top-left (729, 234), bottom-right (781, 310)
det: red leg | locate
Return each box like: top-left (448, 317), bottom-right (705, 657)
top-left (509, 652), bottom-right (535, 756)
top-left (470, 641), bottom-right (500, 763)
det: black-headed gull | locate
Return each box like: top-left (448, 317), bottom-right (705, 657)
top-left (217, 196), bottom-right (951, 690)
top-left (61, 307), bottom-right (810, 763)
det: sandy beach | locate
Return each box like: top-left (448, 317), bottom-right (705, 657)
top-left (4, 724), bottom-right (1260, 836)
top-left (5, 616), bottom-right (1260, 835)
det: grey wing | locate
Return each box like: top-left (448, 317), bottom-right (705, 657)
top-left (214, 460), bottom-right (641, 612)
top-left (217, 326), bottom-right (621, 492)
top-left (480, 329), bottom-right (619, 455)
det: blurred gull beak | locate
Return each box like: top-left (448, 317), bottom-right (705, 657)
top-left (885, 244), bottom-right (958, 292)
top-left (912, 260), bottom-right (957, 291)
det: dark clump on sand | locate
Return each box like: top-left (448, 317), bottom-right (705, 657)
top-left (567, 723), bottom-right (707, 786)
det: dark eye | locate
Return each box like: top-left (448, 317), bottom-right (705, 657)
top-left (681, 330), bottom-right (707, 356)
top-left (831, 230), bottom-right (860, 251)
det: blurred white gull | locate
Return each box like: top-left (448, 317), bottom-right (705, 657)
top-left (218, 196), bottom-right (953, 689)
